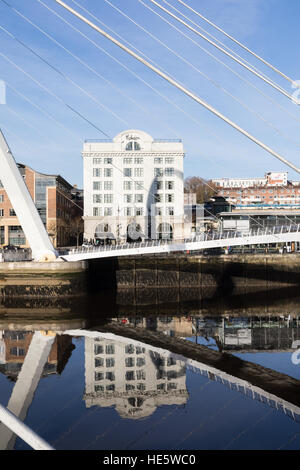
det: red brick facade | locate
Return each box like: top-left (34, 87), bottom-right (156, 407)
top-left (0, 164), bottom-right (83, 248)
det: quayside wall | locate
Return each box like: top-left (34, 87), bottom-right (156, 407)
top-left (0, 254), bottom-right (299, 298)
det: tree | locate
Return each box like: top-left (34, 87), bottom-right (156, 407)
top-left (184, 177), bottom-right (217, 204)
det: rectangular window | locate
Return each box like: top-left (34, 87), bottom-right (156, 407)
top-left (104, 181), bottom-right (113, 191)
top-left (0, 226), bottom-right (4, 244)
top-left (165, 157), bottom-right (174, 164)
top-left (93, 207), bottom-right (102, 216)
top-left (156, 207), bottom-right (163, 216)
top-left (165, 181), bottom-right (174, 190)
top-left (106, 358), bottom-right (115, 368)
top-left (124, 194), bottom-right (132, 203)
top-left (166, 207), bottom-right (174, 215)
top-left (136, 370), bottom-right (146, 380)
top-left (126, 384), bottom-right (135, 391)
top-left (135, 181), bottom-right (144, 190)
top-left (155, 194), bottom-right (163, 203)
top-left (166, 194), bottom-right (174, 203)
top-left (123, 157), bottom-right (132, 164)
top-left (165, 167), bottom-right (174, 176)
top-left (106, 384), bottom-right (115, 391)
top-left (9, 209), bottom-right (16, 217)
top-left (135, 207), bottom-right (143, 216)
top-left (125, 357), bottom-right (135, 367)
top-left (136, 358), bottom-right (145, 367)
top-left (135, 194), bottom-right (143, 203)
top-left (106, 372), bottom-right (115, 381)
top-left (104, 168), bottom-right (112, 177)
top-left (154, 168), bottom-right (163, 177)
top-left (95, 372), bottom-right (104, 381)
top-left (0, 195), bottom-right (4, 203)
top-left (0, 209), bottom-right (3, 217)
top-left (124, 207), bottom-right (132, 216)
top-left (104, 157), bottom-right (112, 164)
top-left (134, 157), bottom-right (143, 164)
top-left (105, 344), bottom-right (115, 354)
top-left (94, 344), bottom-right (104, 355)
top-left (104, 194), bottom-right (113, 204)
top-left (134, 168), bottom-right (143, 177)
top-left (125, 344), bottom-right (135, 354)
top-left (124, 181), bottom-right (132, 191)
top-left (125, 371), bottom-right (135, 381)
top-left (93, 168), bottom-right (101, 177)
top-left (93, 158), bottom-right (102, 164)
top-left (155, 181), bottom-right (163, 190)
top-left (93, 181), bottom-right (102, 190)
top-left (154, 157), bottom-right (163, 164)
top-left (104, 207), bottom-right (112, 216)
top-left (95, 358), bottom-right (104, 367)
top-left (124, 168), bottom-right (132, 177)
top-left (93, 194), bottom-right (102, 204)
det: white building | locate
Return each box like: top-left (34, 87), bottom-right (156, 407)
top-left (83, 336), bottom-right (188, 419)
top-left (82, 130), bottom-right (185, 242)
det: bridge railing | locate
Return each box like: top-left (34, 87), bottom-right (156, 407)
top-left (67, 224), bottom-right (300, 256)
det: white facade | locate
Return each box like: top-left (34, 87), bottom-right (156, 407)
top-left (82, 130), bottom-right (185, 242)
top-left (83, 336), bottom-right (188, 419)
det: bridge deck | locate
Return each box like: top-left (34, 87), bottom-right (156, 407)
top-left (61, 224), bottom-right (300, 261)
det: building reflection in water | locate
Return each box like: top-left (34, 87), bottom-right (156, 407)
top-left (112, 315), bottom-right (300, 353)
top-left (84, 337), bottom-right (188, 419)
top-left (0, 330), bottom-right (74, 380)
top-left (1, 312), bottom-right (300, 449)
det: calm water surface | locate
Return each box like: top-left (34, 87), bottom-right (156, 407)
top-left (1, 291), bottom-right (300, 450)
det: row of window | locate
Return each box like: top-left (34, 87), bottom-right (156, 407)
top-left (92, 168), bottom-right (175, 178)
top-left (0, 209), bottom-right (16, 217)
top-left (93, 382), bottom-right (178, 393)
top-left (155, 194), bottom-right (174, 203)
top-left (220, 188), bottom-right (300, 194)
top-left (95, 370), bottom-right (146, 382)
top-left (93, 207), bottom-right (113, 216)
top-left (94, 383), bottom-right (148, 392)
top-left (92, 206), bottom-right (175, 217)
top-left (95, 357), bottom-right (146, 368)
top-left (92, 157), bottom-right (175, 164)
top-left (92, 180), bottom-right (175, 193)
top-left (93, 181), bottom-right (113, 191)
top-left (94, 344), bottom-right (146, 355)
top-left (93, 194), bottom-right (113, 204)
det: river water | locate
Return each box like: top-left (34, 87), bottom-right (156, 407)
top-left (0, 288), bottom-right (300, 450)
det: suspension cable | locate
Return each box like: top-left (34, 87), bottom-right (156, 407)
top-left (53, 0), bottom-right (300, 174)
top-left (138, 0), bottom-right (300, 126)
top-left (95, 1), bottom-right (300, 150)
top-left (147, 0), bottom-right (294, 101)
top-left (176, 0), bottom-right (299, 89)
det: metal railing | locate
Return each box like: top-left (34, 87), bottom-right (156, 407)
top-left (65, 224), bottom-right (300, 256)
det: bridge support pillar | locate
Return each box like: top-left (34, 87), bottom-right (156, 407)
top-left (0, 130), bottom-right (57, 261)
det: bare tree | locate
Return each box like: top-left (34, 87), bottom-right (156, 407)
top-left (184, 177), bottom-right (217, 204)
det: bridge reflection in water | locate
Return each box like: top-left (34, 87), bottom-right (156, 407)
top-left (0, 307), bottom-right (300, 449)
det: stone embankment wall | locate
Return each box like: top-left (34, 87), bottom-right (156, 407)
top-left (1, 254), bottom-right (299, 299)
top-left (88, 253), bottom-right (300, 293)
top-left (0, 261), bottom-right (88, 298)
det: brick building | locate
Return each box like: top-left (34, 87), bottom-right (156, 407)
top-left (0, 330), bottom-right (75, 379)
top-left (0, 164), bottom-right (83, 248)
top-left (212, 172), bottom-right (300, 209)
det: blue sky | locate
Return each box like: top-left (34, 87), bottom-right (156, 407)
top-left (0, 0), bottom-right (300, 187)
